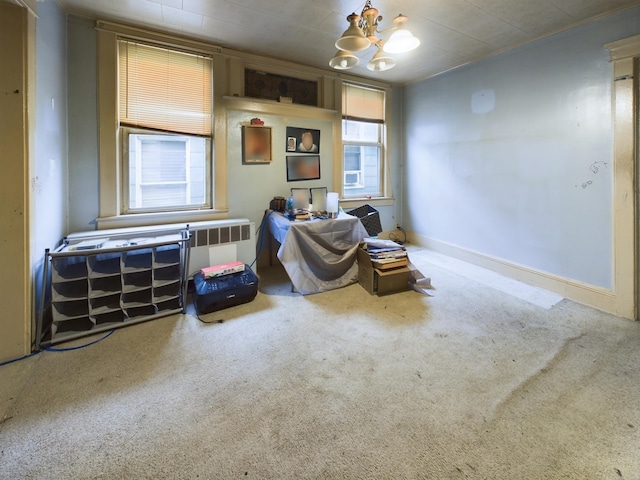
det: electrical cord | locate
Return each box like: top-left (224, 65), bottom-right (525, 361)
top-left (0, 328), bottom-right (116, 367)
top-left (190, 292), bottom-right (225, 324)
top-left (185, 270), bottom-right (224, 324)
top-left (0, 351), bottom-right (41, 368)
top-left (43, 329), bottom-right (116, 352)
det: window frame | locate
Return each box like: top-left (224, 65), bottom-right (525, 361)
top-left (96, 23), bottom-right (228, 229)
top-left (343, 144), bottom-right (365, 189)
top-left (339, 82), bottom-right (390, 201)
top-left (121, 128), bottom-right (212, 213)
top-left (342, 122), bottom-right (383, 194)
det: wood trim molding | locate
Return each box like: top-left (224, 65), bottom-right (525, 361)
top-left (605, 35), bottom-right (640, 61)
top-left (221, 95), bottom-right (337, 119)
top-left (96, 29), bottom-right (120, 219)
top-left (0, 4), bottom-right (34, 361)
top-left (10, 0), bottom-right (37, 17)
top-left (96, 209), bottom-right (227, 230)
top-left (96, 25), bottom-right (229, 226)
top-left (411, 234), bottom-right (620, 317)
top-left (605, 36), bottom-right (638, 320)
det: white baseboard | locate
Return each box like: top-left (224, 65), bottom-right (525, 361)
top-left (409, 232), bottom-right (629, 319)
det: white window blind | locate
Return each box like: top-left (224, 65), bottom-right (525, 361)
top-left (342, 83), bottom-right (385, 124)
top-left (118, 40), bottom-right (212, 136)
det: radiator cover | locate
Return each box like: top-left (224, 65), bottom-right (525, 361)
top-left (65, 219), bottom-right (256, 277)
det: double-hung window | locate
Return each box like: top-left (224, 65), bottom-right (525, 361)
top-left (342, 83), bottom-right (386, 198)
top-left (119, 40), bottom-right (213, 213)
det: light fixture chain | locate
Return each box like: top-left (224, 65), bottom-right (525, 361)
top-left (358, 0), bottom-right (383, 38)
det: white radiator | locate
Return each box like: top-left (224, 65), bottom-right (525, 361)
top-left (186, 219), bottom-right (256, 276)
top-left (65, 219), bottom-right (256, 277)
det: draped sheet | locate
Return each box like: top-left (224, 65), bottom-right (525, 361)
top-left (268, 212), bottom-right (369, 295)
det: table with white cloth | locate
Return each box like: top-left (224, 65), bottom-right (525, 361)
top-left (267, 211), bottom-right (369, 295)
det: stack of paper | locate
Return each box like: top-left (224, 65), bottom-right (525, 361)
top-left (362, 238), bottom-right (408, 270)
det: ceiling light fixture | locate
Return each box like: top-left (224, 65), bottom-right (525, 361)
top-left (330, 1), bottom-right (420, 72)
top-left (329, 50), bottom-right (360, 70)
top-left (367, 41), bottom-right (396, 71)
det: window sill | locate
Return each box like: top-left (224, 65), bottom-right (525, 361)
top-left (340, 197), bottom-right (394, 209)
top-left (96, 209), bottom-right (229, 230)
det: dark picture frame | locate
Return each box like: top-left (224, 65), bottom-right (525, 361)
top-left (286, 155), bottom-right (321, 182)
top-left (242, 125), bottom-right (272, 163)
top-left (245, 69), bottom-right (319, 107)
top-left (285, 126), bottom-right (320, 154)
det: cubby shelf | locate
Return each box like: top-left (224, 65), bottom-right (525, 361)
top-left (37, 231), bottom-right (191, 347)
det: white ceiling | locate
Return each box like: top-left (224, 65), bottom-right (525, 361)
top-left (52, 0), bottom-right (640, 84)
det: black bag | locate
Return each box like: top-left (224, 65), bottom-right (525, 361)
top-left (193, 266), bottom-right (259, 314)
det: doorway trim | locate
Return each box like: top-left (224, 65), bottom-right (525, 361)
top-left (605, 35), bottom-right (639, 320)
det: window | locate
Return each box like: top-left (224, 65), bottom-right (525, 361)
top-left (125, 132), bottom-right (209, 209)
top-left (118, 40), bottom-right (213, 213)
top-left (342, 83), bottom-right (385, 198)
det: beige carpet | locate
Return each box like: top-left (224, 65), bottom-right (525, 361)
top-left (1, 248), bottom-right (639, 479)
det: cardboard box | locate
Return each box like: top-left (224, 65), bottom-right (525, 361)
top-left (357, 246), bottom-right (411, 295)
top-left (372, 257), bottom-right (409, 270)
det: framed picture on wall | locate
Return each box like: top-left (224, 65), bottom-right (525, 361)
top-left (287, 155), bottom-right (321, 182)
top-left (285, 127), bottom-right (320, 153)
top-left (242, 125), bottom-right (272, 163)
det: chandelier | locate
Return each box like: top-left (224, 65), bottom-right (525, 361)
top-left (330, 1), bottom-right (420, 72)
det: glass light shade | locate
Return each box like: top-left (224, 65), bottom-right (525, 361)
top-left (335, 14), bottom-right (371, 52)
top-left (367, 47), bottom-right (396, 71)
top-left (329, 50), bottom-right (359, 70)
top-left (383, 27), bottom-right (420, 53)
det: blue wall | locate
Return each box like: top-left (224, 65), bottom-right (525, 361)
top-left (67, 15), bottom-right (99, 233)
top-left (403, 8), bottom-right (640, 289)
top-left (33, 0), bottom-right (68, 312)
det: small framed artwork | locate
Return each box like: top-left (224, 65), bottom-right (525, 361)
top-left (286, 126), bottom-right (320, 153)
top-left (242, 125), bottom-right (272, 163)
top-left (287, 155), bottom-right (321, 182)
